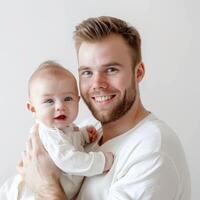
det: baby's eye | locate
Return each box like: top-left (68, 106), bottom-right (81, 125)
top-left (44, 99), bottom-right (54, 104)
top-left (64, 96), bottom-right (73, 101)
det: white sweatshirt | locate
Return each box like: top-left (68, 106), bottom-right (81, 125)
top-left (77, 113), bottom-right (191, 200)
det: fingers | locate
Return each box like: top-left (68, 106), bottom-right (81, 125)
top-left (17, 125), bottom-right (36, 175)
top-left (88, 126), bottom-right (98, 141)
top-left (89, 131), bottom-right (98, 142)
top-left (26, 136), bottom-right (32, 160)
top-left (25, 123), bottom-right (42, 160)
top-left (16, 159), bottom-right (24, 175)
top-left (30, 124), bottom-right (43, 154)
top-left (86, 125), bottom-right (95, 132)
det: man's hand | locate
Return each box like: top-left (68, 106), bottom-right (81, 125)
top-left (17, 124), bottom-right (67, 199)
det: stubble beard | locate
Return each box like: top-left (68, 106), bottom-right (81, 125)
top-left (81, 84), bottom-right (137, 124)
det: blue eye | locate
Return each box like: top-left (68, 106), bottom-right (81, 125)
top-left (64, 96), bottom-right (73, 101)
top-left (80, 71), bottom-right (93, 77)
top-left (106, 67), bottom-right (118, 74)
top-left (44, 99), bottom-right (54, 104)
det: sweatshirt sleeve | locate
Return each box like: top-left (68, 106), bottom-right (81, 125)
top-left (107, 152), bottom-right (179, 200)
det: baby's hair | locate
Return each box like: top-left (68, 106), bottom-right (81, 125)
top-left (37, 60), bottom-right (67, 71)
top-left (28, 60), bottom-right (76, 98)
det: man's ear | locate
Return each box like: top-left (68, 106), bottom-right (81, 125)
top-left (135, 62), bottom-right (145, 83)
top-left (26, 101), bottom-right (36, 113)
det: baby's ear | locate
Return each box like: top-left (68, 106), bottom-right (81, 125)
top-left (26, 100), bottom-right (35, 113)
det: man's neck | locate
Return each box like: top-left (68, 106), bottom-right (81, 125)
top-left (101, 98), bottom-right (149, 144)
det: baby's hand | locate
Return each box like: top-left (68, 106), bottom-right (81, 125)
top-left (86, 125), bottom-right (98, 143)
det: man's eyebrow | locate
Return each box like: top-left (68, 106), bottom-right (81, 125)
top-left (78, 66), bottom-right (90, 72)
top-left (78, 62), bottom-right (121, 71)
top-left (42, 94), bottom-right (53, 97)
top-left (102, 62), bottom-right (121, 67)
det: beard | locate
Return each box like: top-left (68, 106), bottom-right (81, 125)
top-left (81, 83), bottom-right (137, 124)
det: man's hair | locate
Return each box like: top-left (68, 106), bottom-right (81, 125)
top-left (28, 60), bottom-right (76, 98)
top-left (73, 16), bottom-right (142, 68)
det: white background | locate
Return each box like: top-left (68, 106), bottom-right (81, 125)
top-left (0, 0), bottom-right (199, 199)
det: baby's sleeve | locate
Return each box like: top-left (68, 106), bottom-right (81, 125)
top-left (40, 127), bottom-right (106, 177)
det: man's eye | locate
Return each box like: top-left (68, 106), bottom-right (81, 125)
top-left (106, 68), bottom-right (118, 74)
top-left (45, 99), bottom-right (54, 104)
top-left (64, 96), bottom-right (73, 101)
top-left (80, 71), bottom-right (93, 77)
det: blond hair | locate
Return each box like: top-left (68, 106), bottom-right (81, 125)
top-left (73, 16), bottom-right (141, 68)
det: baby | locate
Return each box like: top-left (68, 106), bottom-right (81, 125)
top-left (0, 61), bottom-right (114, 200)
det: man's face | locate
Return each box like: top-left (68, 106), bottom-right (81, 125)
top-left (78, 34), bottom-right (137, 124)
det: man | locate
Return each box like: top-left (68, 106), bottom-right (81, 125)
top-left (18, 16), bottom-right (190, 199)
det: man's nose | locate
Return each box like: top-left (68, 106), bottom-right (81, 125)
top-left (92, 73), bottom-right (108, 90)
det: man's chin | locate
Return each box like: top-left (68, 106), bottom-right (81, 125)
top-left (91, 109), bottom-right (118, 124)
top-left (90, 109), bottom-right (109, 121)
top-left (83, 99), bottom-right (118, 122)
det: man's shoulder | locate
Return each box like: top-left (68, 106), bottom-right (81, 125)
top-left (134, 113), bottom-right (177, 140)
top-left (122, 113), bottom-right (180, 155)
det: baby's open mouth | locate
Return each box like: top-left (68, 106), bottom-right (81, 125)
top-left (54, 115), bottom-right (66, 120)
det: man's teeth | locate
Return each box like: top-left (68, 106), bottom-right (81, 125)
top-left (94, 95), bottom-right (113, 102)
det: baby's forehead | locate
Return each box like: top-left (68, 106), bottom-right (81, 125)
top-left (32, 67), bottom-right (76, 83)
top-left (29, 67), bottom-right (78, 94)
top-left (38, 67), bottom-right (73, 77)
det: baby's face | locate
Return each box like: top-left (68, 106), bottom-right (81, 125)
top-left (29, 74), bottom-right (79, 129)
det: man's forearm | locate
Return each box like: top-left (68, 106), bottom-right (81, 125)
top-left (35, 182), bottom-right (67, 200)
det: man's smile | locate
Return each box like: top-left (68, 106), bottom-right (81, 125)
top-left (91, 94), bottom-right (116, 103)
